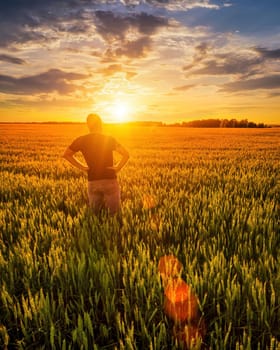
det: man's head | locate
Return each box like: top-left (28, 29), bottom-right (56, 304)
top-left (87, 113), bottom-right (102, 132)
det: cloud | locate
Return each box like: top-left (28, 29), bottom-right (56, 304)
top-left (184, 48), bottom-right (264, 76)
top-left (97, 63), bottom-right (137, 79)
top-left (254, 47), bottom-right (280, 60)
top-left (194, 42), bottom-right (210, 58)
top-left (94, 11), bottom-right (168, 59)
top-left (183, 42), bottom-right (211, 70)
top-left (0, 95), bottom-right (93, 109)
top-left (115, 36), bottom-right (151, 58)
top-left (0, 54), bottom-right (26, 65)
top-left (0, 25), bottom-right (48, 48)
top-left (0, 69), bottom-right (88, 95)
top-left (183, 44), bottom-right (280, 78)
top-left (267, 91), bottom-right (280, 98)
top-left (120, 0), bottom-right (220, 10)
top-left (0, 3), bottom-right (46, 47)
top-left (103, 36), bottom-right (151, 60)
top-left (126, 70), bottom-right (138, 79)
top-left (0, 0), bottom-right (215, 53)
top-left (173, 84), bottom-right (195, 91)
top-left (220, 75), bottom-right (280, 92)
top-left (0, 0), bottom-right (278, 52)
top-left (191, 54), bottom-right (263, 76)
top-left (94, 11), bottom-right (131, 41)
top-left (65, 22), bottom-right (91, 34)
top-left (98, 64), bottom-right (123, 75)
top-left (136, 12), bottom-right (169, 34)
top-left (182, 44), bottom-right (280, 94)
top-left (94, 10), bottom-right (169, 41)
top-left (0, 1), bottom-right (91, 47)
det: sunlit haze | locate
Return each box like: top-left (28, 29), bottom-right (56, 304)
top-left (111, 100), bottom-right (131, 123)
top-left (0, 0), bottom-right (279, 124)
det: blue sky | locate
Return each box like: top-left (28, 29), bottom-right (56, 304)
top-left (0, 0), bottom-right (279, 123)
top-left (183, 0), bottom-right (280, 35)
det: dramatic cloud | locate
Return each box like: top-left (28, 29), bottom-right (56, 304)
top-left (183, 42), bottom-right (211, 70)
top-left (84, 0), bottom-right (221, 10)
top-left (0, 27), bottom-right (48, 48)
top-left (0, 54), bottom-right (26, 65)
top-left (0, 1), bottom-right (171, 47)
top-left (221, 75), bottom-right (280, 92)
top-left (184, 45), bottom-right (280, 78)
top-left (121, 0), bottom-right (220, 10)
top-left (0, 1), bottom-right (90, 47)
top-left (0, 69), bottom-right (88, 95)
top-left (190, 54), bottom-right (263, 76)
top-left (194, 42), bottom-right (210, 59)
top-left (115, 36), bottom-right (151, 58)
top-left (94, 11), bottom-right (131, 41)
top-left (183, 45), bottom-right (280, 95)
top-left (94, 11), bottom-right (169, 59)
top-left (254, 47), bottom-right (280, 60)
top-left (102, 36), bottom-right (151, 60)
top-left (95, 11), bottom-right (169, 40)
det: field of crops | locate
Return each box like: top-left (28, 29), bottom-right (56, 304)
top-left (0, 123), bottom-right (279, 349)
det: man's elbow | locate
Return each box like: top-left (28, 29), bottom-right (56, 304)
top-left (62, 148), bottom-right (72, 160)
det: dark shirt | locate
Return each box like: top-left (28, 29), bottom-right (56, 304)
top-left (69, 133), bottom-right (117, 181)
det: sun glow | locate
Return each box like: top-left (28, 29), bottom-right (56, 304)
top-left (110, 99), bottom-right (131, 123)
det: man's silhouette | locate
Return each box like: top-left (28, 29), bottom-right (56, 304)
top-left (63, 113), bottom-right (129, 214)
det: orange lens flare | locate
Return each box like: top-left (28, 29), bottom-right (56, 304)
top-left (158, 255), bottom-right (183, 278)
top-left (158, 255), bottom-right (206, 348)
top-left (164, 278), bottom-right (199, 323)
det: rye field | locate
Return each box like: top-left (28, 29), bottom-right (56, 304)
top-left (0, 123), bottom-right (279, 350)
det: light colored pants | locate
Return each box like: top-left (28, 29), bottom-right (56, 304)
top-left (88, 179), bottom-right (120, 215)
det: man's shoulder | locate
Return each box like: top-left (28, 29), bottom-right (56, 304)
top-left (74, 133), bottom-right (116, 146)
top-left (104, 134), bottom-right (115, 141)
top-left (75, 133), bottom-right (93, 142)
top-left (69, 134), bottom-right (90, 150)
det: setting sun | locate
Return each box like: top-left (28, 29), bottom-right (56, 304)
top-left (109, 99), bottom-right (131, 123)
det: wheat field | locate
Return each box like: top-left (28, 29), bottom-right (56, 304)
top-left (0, 124), bottom-right (279, 349)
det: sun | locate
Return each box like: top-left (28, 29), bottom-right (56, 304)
top-left (97, 97), bottom-right (134, 123)
top-left (111, 99), bottom-right (130, 123)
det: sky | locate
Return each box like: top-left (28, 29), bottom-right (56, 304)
top-left (0, 0), bottom-right (279, 124)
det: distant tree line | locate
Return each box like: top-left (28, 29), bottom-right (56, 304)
top-left (175, 118), bottom-right (268, 128)
top-left (2, 119), bottom-right (271, 128)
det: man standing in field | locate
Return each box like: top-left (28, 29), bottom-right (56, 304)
top-left (63, 113), bottom-right (129, 215)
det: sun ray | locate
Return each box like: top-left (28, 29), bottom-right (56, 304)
top-left (109, 99), bottom-right (131, 123)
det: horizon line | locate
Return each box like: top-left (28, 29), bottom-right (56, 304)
top-left (1, 120), bottom-right (279, 127)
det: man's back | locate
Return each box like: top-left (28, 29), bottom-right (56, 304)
top-left (69, 133), bottom-right (117, 181)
